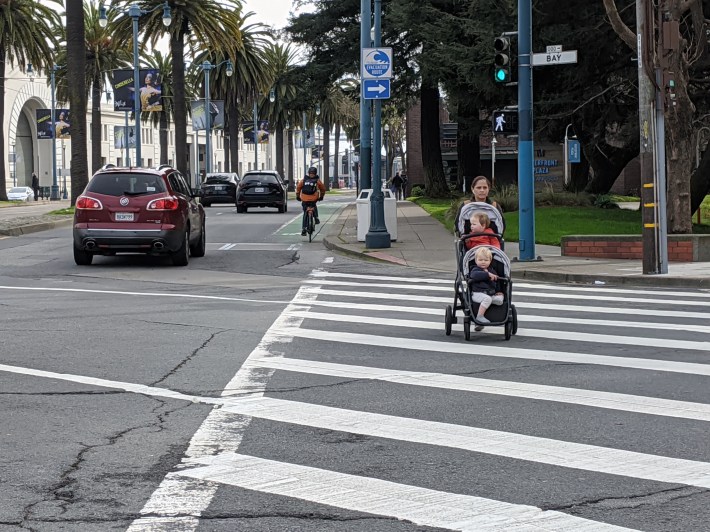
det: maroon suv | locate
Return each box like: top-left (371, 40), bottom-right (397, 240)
top-left (72, 165), bottom-right (205, 266)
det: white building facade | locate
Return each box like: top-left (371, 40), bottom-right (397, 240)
top-left (4, 65), bottom-right (276, 195)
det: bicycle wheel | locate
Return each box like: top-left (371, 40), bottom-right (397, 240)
top-left (307, 211), bottom-right (315, 242)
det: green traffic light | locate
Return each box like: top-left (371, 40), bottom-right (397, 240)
top-left (495, 68), bottom-right (509, 83)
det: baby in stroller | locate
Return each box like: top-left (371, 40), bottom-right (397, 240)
top-left (467, 247), bottom-right (505, 331)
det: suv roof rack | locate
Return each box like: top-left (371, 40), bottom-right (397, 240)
top-left (100, 164), bottom-right (116, 170)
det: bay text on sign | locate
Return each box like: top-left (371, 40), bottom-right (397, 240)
top-left (532, 50), bottom-right (578, 66)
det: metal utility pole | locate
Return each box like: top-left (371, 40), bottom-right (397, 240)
top-left (517, 0), bottom-right (537, 260)
top-left (359, 0), bottom-right (372, 189)
top-left (637, 0), bottom-right (666, 274)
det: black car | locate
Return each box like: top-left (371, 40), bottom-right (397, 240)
top-left (236, 170), bottom-right (289, 213)
top-left (201, 172), bottom-right (240, 207)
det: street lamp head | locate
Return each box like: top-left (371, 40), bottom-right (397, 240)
top-left (315, 103), bottom-right (321, 116)
top-left (98, 3), bottom-right (108, 27)
top-left (226, 60), bottom-right (234, 77)
top-left (269, 87), bottom-right (275, 103)
top-left (162, 2), bottom-right (172, 27)
top-left (26, 63), bottom-right (34, 81)
top-left (384, 123), bottom-right (390, 132)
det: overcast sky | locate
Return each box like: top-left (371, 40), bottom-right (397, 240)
top-left (242, 0), bottom-right (307, 30)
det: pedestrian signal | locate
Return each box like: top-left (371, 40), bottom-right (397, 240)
top-left (492, 110), bottom-right (518, 135)
top-left (494, 37), bottom-right (511, 83)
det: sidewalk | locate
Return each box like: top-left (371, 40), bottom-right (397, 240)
top-left (323, 201), bottom-right (710, 288)
top-left (0, 200), bottom-right (73, 236)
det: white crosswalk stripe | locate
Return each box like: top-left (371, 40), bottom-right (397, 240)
top-left (131, 273), bottom-right (710, 531)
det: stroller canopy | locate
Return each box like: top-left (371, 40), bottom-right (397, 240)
top-left (457, 202), bottom-right (505, 236)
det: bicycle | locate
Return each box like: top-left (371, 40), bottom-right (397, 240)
top-left (303, 201), bottom-right (317, 242)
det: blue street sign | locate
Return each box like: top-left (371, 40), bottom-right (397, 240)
top-left (568, 139), bottom-right (581, 163)
top-left (363, 79), bottom-right (390, 100)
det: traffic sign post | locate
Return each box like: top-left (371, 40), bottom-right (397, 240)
top-left (363, 79), bottom-right (390, 100)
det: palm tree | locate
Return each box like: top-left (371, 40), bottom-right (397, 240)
top-left (138, 0), bottom-right (243, 176)
top-left (66, 0), bottom-right (89, 203)
top-left (317, 83), bottom-right (360, 190)
top-left (262, 43), bottom-right (299, 184)
top-left (0, 0), bottom-right (60, 201)
top-left (144, 51), bottom-right (176, 165)
top-left (55, 1), bottom-right (132, 173)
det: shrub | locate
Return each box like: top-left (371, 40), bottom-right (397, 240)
top-left (410, 185), bottom-right (425, 197)
top-left (492, 184), bottom-right (518, 212)
top-left (594, 194), bottom-right (620, 209)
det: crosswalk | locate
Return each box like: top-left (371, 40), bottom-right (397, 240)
top-left (130, 272), bottom-right (710, 531)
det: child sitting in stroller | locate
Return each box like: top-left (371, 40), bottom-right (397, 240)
top-left (467, 247), bottom-right (504, 331)
top-left (464, 211), bottom-right (501, 250)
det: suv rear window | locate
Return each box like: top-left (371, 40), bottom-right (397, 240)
top-left (205, 174), bottom-right (233, 183)
top-left (243, 174), bottom-right (279, 185)
top-left (87, 173), bottom-right (167, 196)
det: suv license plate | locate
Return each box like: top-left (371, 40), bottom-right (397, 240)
top-left (254, 187), bottom-right (265, 193)
top-left (115, 212), bottom-right (134, 221)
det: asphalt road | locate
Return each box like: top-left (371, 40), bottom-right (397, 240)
top-left (1, 195), bottom-right (709, 531)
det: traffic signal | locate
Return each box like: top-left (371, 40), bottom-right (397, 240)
top-left (494, 37), bottom-right (511, 83)
top-left (492, 110), bottom-right (518, 135)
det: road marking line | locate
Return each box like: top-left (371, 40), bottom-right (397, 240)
top-left (218, 397), bottom-right (710, 489)
top-left (218, 243), bottom-right (235, 250)
top-left (127, 286), bottom-right (318, 530)
top-left (252, 357), bottom-right (710, 422)
top-left (178, 453), bottom-right (635, 532)
top-left (287, 243), bottom-right (301, 251)
top-left (299, 286), bottom-right (710, 319)
top-left (286, 309), bottom-right (710, 351)
top-left (272, 213), bottom-right (302, 235)
top-left (275, 326), bottom-right (710, 377)
top-left (322, 256), bottom-right (334, 263)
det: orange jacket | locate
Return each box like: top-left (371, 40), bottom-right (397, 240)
top-left (464, 227), bottom-right (501, 250)
top-left (296, 177), bottom-right (326, 203)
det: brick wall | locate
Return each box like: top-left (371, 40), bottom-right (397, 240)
top-left (561, 235), bottom-right (710, 262)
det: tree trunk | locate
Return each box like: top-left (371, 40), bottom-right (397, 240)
top-left (584, 141), bottom-right (639, 194)
top-left (333, 123), bottom-right (341, 189)
top-left (275, 120), bottom-right (285, 183)
top-left (67, 0), bottom-right (88, 205)
top-left (91, 74), bottom-right (102, 173)
top-left (664, 61), bottom-right (693, 234)
top-left (158, 111), bottom-right (168, 165)
top-left (323, 121), bottom-right (331, 191)
top-left (456, 95), bottom-right (482, 191)
top-left (0, 53), bottom-right (7, 201)
top-left (224, 127), bottom-right (230, 172)
top-left (171, 24), bottom-right (188, 176)
top-left (287, 129), bottom-right (295, 191)
top-left (228, 106), bottom-right (240, 174)
top-left (420, 74), bottom-right (448, 197)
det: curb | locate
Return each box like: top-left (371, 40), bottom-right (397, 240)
top-left (0, 217), bottom-right (73, 237)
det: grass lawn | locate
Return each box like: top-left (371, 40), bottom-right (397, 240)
top-left (412, 197), bottom-right (710, 246)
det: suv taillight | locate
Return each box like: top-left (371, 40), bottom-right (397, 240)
top-left (76, 196), bottom-right (103, 210)
top-left (147, 197), bottom-right (179, 210)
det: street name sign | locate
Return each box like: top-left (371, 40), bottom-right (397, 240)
top-left (362, 47), bottom-right (393, 79)
top-left (363, 79), bottom-right (391, 100)
top-left (532, 50), bottom-right (578, 66)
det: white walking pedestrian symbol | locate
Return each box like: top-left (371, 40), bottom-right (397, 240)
top-left (495, 114), bottom-right (505, 132)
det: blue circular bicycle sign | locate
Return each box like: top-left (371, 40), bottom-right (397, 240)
top-left (362, 47), bottom-right (392, 79)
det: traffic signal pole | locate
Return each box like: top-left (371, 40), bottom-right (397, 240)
top-left (359, 0), bottom-right (372, 190)
top-left (517, 0), bottom-right (537, 261)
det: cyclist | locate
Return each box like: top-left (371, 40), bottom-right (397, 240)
top-left (296, 167), bottom-right (326, 236)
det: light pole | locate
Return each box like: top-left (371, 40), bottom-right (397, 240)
top-left (50, 64), bottom-right (60, 200)
top-left (563, 123), bottom-right (574, 187)
top-left (61, 139), bottom-right (68, 199)
top-left (99, 2), bottom-right (171, 168)
top-left (201, 59), bottom-right (233, 177)
top-left (491, 136), bottom-right (497, 188)
top-left (383, 123), bottom-right (390, 188)
top-left (365, 0), bottom-right (390, 248)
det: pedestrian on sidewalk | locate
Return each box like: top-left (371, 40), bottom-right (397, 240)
top-left (31, 173), bottom-right (39, 201)
top-left (389, 172), bottom-right (404, 200)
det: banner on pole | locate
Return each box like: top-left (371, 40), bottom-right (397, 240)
top-left (112, 69), bottom-right (163, 112)
top-left (191, 100), bottom-right (224, 131)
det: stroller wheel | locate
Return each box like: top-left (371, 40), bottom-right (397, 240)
top-left (445, 305), bottom-right (453, 336)
top-left (504, 320), bottom-right (513, 341)
top-left (463, 318), bottom-right (471, 341)
top-left (511, 306), bottom-right (518, 335)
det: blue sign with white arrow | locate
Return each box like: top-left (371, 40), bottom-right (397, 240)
top-left (363, 79), bottom-right (390, 100)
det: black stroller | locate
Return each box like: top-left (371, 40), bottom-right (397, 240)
top-left (445, 202), bottom-right (517, 340)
